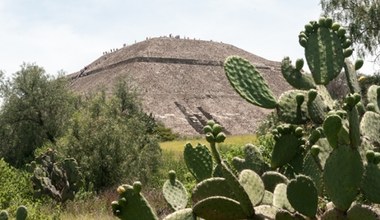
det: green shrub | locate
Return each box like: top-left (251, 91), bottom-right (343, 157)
top-left (58, 84), bottom-right (161, 192)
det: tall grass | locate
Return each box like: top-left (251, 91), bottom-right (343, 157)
top-left (160, 134), bottom-right (258, 153)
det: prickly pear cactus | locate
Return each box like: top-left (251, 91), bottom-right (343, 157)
top-left (302, 18), bottom-right (349, 85)
top-left (162, 171), bottom-right (188, 211)
top-left (261, 171), bottom-right (289, 192)
top-left (238, 169), bottom-right (265, 206)
top-left (0, 210), bottom-right (8, 220)
top-left (271, 124), bottom-right (305, 168)
top-left (183, 143), bottom-right (213, 182)
top-left (28, 149), bottom-right (82, 203)
top-left (224, 56), bottom-right (277, 109)
top-left (323, 145), bottom-right (364, 211)
top-left (15, 206), bottom-right (27, 220)
top-left (286, 175), bottom-right (318, 217)
top-left (193, 196), bottom-right (247, 220)
top-left (111, 182), bottom-right (159, 220)
top-left (231, 144), bottom-right (269, 175)
top-left (361, 150), bottom-right (380, 203)
top-left (162, 208), bottom-right (195, 220)
top-left (347, 204), bottom-right (379, 220)
top-left (273, 183), bottom-right (294, 212)
top-left (281, 57), bottom-right (316, 90)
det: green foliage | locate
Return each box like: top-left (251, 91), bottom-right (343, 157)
top-left (0, 64), bottom-right (75, 167)
top-left (0, 159), bottom-right (54, 219)
top-left (321, 0), bottom-right (380, 72)
top-left (58, 82), bottom-right (161, 191)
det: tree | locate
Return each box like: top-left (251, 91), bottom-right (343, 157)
top-left (321, 0), bottom-right (380, 72)
top-left (58, 81), bottom-right (161, 191)
top-left (0, 63), bottom-right (74, 167)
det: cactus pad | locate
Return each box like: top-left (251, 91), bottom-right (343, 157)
top-left (343, 60), bottom-right (361, 94)
top-left (224, 56), bottom-right (277, 109)
top-left (162, 208), bottom-right (196, 220)
top-left (367, 85), bottom-right (380, 113)
top-left (0, 210), bottom-right (8, 220)
top-left (273, 183), bottom-right (294, 212)
top-left (271, 124), bottom-right (305, 168)
top-left (112, 183), bottom-right (158, 220)
top-left (238, 169), bottom-right (265, 206)
top-left (347, 204), bottom-right (379, 220)
top-left (304, 25), bottom-right (345, 85)
top-left (286, 175), bottom-right (318, 217)
top-left (16, 206), bottom-right (27, 220)
top-left (193, 196), bottom-right (248, 220)
top-left (281, 57), bottom-right (316, 90)
top-left (277, 90), bottom-right (309, 124)
top-left (183, 143), bottom-right (213, 182)
top-left (261, 171), bottom-right (289, 192)
top-left (191, 177), bottom-right (238, 204)
top-left (302, 152), bottom-right (323, 195)
top-left (254, 205), bottom-right (278, 220)
top-left (261, 190), bottom-right (274, 205)
top-left (163, 171), bottom-right (188, 211)
top-left (323, 114), bottom-right (349, 148)
top-left (320, 208), bottom-right (346, 220)
top-left (307, 89), bottom-right (328, 124)
top-left (219, 162), bottom-right (254, 217)
top-left (231, 144), bottom-right (269, 175)
top-left (323, 146), bottom-right (363, 211)
top-left (361, 111), bottom-right (380, 145)
top-left (361, 163), bottom-right (380, 203)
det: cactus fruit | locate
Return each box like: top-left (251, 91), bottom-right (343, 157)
top-left (323, 146), bottom-right (364, 211)
top-left (231, 144), bottom-right (269, 175)
top-left (162, 208), bottom-right (195, 220)
top-left (273, 183), bottom-right (294, 212)
top-left (163, 171), bottom-right (188, 211)
top-left (112, 182), bottom-right (159, 220)
top-left (183, 143), bottom-right (213, 182)
top-left (238, 169), bottom-right (265, 206)
top-left (261, 171), bottom-right (289, 192)
top-left (271, 124), bottom-right (305, 168)
top-left (286, 175), bottom-right (318, 217)
top-left (224, 56), bottom-right (277, 109)
top-left (281, 57), bottom-right (316, 90)
top-left (193, 196), bottom-right (247, 220)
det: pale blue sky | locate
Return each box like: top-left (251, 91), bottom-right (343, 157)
top-left (0, 0), bottom-right (373, 76)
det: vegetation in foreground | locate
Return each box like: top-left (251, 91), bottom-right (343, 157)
top-left (111, 16), bottom-right (380, 220)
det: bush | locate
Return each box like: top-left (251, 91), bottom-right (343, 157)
top-left (58, 83), bottom-right (161, 192)
top-left (0, 159), bottom-right (56, 219)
